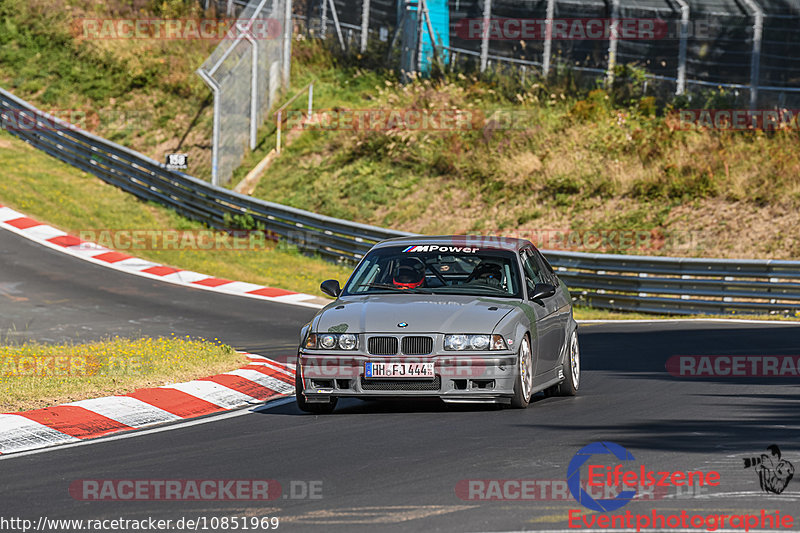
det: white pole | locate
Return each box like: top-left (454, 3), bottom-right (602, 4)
top-left (675, 0), bottom-right (689, 95)
top-left (360, 0), bottom-right (371, 53)
top-left (542, 0), bottom-right (554, 77)
top-left (308, 83), bottom-right (314, 116)
top-left (605, 0), bottom-right (619, 86)
top-left (416, 0), bottom-right (425, 72)
top-left (742, 0), bottom-right (763, 109)
top-left (320, 0), bottom-right (328, 38)
top-left (480, 0), bottom-right (492, 73)
top-left (283, 0), bottom-right (292, 88)
top-left (242, 30), bottom-right (258, 150)
top-left (197, 70), bottom-right (220, 186)
top-left (276, 110), bottom-right (282, 154)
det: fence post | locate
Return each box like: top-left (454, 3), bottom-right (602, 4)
top-left (283, 0), bottom-right (293, 88)
top-left (742, 0), bottom-right (763, 109)
top-left (416, 0), bottom-right (425, 72)
top-left (242, 30), bottom-right (258, 150)
top-left (675, 0), bottom-right (689, 95)
top-left (197, 71), bottom-right (220, 186)
top-left (480, 0), bottom-right (492, 73)
top-left (327, 0), bottom-right (347, 50)
top-left (276, 110), bottom-right (282, 154)
top-left (361, 0), bottom-right (371, 53)
top-left (320, 0), bottom-right (328, 38)
top-left (542, 0), bottom-right (554, 77)
top-left (605, 0), bottom-right (619, 86)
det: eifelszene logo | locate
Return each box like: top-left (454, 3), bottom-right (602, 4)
top-left (567, 441), bottom-right (721, 512)
top-left (744, 445), bottom-right (795, 494)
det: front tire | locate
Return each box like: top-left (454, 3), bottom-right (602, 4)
top-left (295, 360), bottom-right (338, 414)
top-left (510, 334), bottom-right (534, 409)
top-left (554, 329), bottom-right (580, 396)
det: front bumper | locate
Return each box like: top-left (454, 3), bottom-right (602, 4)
top-left (297, 351), bottom-right (518, 403)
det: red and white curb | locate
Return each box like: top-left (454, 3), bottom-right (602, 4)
top-left (0, 205), bottom-right (326, 309)
top-left (0, 353), bottom-right (295, 455)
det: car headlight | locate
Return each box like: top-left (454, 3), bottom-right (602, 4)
top-left (444, 334), bottom-right (507, 351)
top-left (305, 332), bottom-right (358, 350)
top-left (338, 333), bottom-right (357, 350)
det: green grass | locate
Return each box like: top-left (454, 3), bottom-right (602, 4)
top-left (0, 129), bottom-right (352, 297)
top-left (0, 336), bottom-right (244, 412)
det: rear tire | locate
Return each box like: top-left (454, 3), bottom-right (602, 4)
top-left (510, 335), bottom-right (533, 409)
top-left (295, 361), bottom-right (338, 414)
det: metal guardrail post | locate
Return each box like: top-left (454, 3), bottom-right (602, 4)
top-left (675, 0), bottom-right (689, 95)
top-left (542, 0), bottom-right (554, 77)
top-left (742, 0), bottom-right (763, 109)
top-left (605, 0), bottom-right (620, 86)
top-left (480, 0), bottom-right (492, 73)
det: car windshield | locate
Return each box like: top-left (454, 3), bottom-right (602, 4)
top-left (342, 245), bottom-right (522, 298)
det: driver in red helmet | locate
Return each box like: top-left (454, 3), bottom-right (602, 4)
top-left (392, 257), bottom-right (426, 289)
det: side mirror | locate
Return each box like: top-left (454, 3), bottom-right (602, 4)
top-left (529, 282), bottom-right (556, 301)
top-left (320, 279), bottom-right (342, 298)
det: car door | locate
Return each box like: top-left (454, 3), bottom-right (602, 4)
top-left (520, 248), bottom-right (560, 376)
top-left (532, 248), bottom-right (570, 361)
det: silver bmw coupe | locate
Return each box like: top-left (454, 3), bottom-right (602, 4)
top-left (296, 236), bottom-right (580, 413)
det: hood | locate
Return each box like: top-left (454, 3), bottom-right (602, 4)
top-left (314, 294), bottom-right (519, 334)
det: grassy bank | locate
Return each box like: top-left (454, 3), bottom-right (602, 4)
top-left (0, 336), bottom-right (244, 412)
top-left (252, 42), bottom-right (800, 259)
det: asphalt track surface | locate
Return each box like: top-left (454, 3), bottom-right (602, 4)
top-left (2, 227), bottom-right (800, 532)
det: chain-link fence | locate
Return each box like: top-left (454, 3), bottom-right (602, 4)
top-left (302, 0), bottom-right (800, 107)
top-left (197, 0), bottom-right (293, 186)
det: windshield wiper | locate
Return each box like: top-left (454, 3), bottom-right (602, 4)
top-left (355, 283), bottom-right (433, 294)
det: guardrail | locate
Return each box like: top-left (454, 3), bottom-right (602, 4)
top-left (2, 87), bottom-right (800, 316)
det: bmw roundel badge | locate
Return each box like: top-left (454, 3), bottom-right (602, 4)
top-left (397, 322), bottom-right (408, 328)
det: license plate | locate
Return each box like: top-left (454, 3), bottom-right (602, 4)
top-left (364, 362), bottom-right (435, 378)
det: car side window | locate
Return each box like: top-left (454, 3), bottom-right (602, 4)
top-left (520, 249), bottom-right (543, 288)
top-left (533, 249), bottom-right (558, 286)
